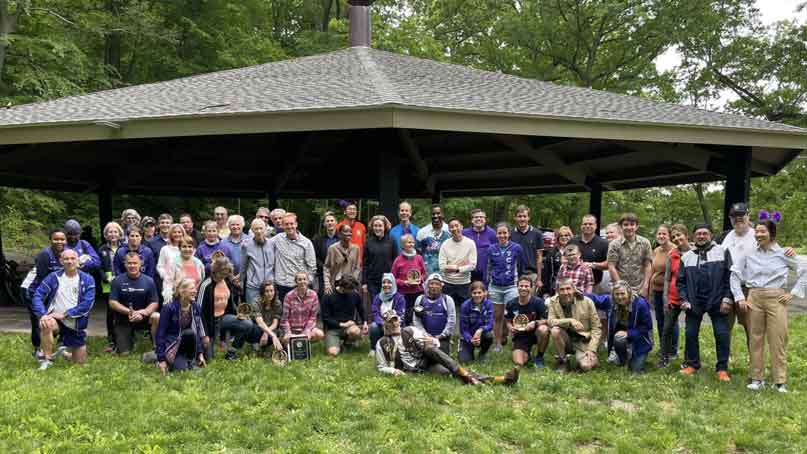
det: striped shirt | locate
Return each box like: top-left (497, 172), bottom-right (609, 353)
top-left (272, 232), bottom-right (317, 288)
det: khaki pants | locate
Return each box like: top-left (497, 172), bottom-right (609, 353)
top-left (728, 287), bottom-right (751, 351)
top-left (747, 288), bottom-right (789, 384)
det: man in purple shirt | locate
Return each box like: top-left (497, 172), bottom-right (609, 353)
top-left (462, 209), bottom-right (497, 283)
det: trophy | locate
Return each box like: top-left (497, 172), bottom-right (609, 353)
top-left (513, 314), bottom-right (530, 331)
top-left (287, 334), bottom-right (311, 361)
top-left (271, 348), bottom-right (288, 365)
top-left (211, 250), bottom-right (226, 261)
top-left (236, 303), bottom-right (253, 321)
top-left (406, 269), bottom-right (421, 285)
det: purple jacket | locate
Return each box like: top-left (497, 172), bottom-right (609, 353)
top-left (486, 241), bottom-right (526, 287)
top-left (371, 292), bottom-right (407, 326)
top-left (463, 226), bottom-right (497, 282)
top-left (459, 298), bottom-right (494, 343)
top-left (194, 240), bottom-right (236, 277)
top-left (113, 244), bottom-right (156, 279)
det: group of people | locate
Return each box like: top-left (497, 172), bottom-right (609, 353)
top-left (21, 201), bottom-right (806, 391)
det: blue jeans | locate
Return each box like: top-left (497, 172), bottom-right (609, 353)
top-left (613, 333), bottom-right (647, 372)
top-left (653, 290), bottom-right (678, 354)
top-left (206, 314), bottom-right (255, 359)
top-left (683, 305), bottom-right (730, 372)
top-left (459, 332), bottom-right (493, 363)
top-left (244, 287), bottom-right (261, 304)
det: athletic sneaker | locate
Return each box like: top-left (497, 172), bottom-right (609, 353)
top-left (52, 346), bottom-right (69, 361)
top-left (38, 359), bottom-right (53, 371)
top-left (746, 380), bottom-right (765, 391)
top-left (607, 350), bottom-right (619, 364)
top-left (775, 384), bottom-right (788, 393)
top-left (32, 349), bottom-right (45, 362)
top-left (533, 356), bottom-right (545, 369)
top-left (141, 351), bottom-right (157, 364)
top-left (680, 366), bottom-right (697, 376)
top-left (494, 344), bottom-right (503, 353)
top-left (717, 371), bottom-right (731, 382)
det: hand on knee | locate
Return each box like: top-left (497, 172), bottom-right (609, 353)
top-left (327, 347), bottom-right (340, 356)
top-left (550, 326), bottom-right (562, 338)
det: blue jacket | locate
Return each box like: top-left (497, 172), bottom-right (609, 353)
top-left (155, 299), bottom-right (205, 364)
top-left (486, 241), bottom-right (525, 287)
top-left (459, 298), bottom-right (494, 343)
top-left (390, 223), bottom-right (420, 255)
top-left (31, 270), bottom-right (96, 331)
top-left (371, 292), bottom-right (407, 326)
top-left (588, 293), bottom-right (653, 357)
top-left (27, 247), bottom-right (63, 299)
top-left (66, 239), bottom-right (101, 273)
top-left (113, 244), bottom-right (156, 279)
top-left (676, 241), bottom-right (733, 313)
top-left (195, 240), bottom-right (236, 277)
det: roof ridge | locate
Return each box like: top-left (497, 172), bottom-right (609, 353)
top-left (354, 47), bottom-right (403, 105)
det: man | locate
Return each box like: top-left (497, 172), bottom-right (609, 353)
top-left (250, 207), bottom-right (272, 237)
top-left (505, 276), bottom-right (549, 368)
top-left (273, 212), bottom-right (317, 302)
top-left (179, 213), bottom-right (204, 246)
top-left (548, 278), bottom-right (601, 372)
top-left (148, 213), bottom-right (173, 258)
top-left (113, 225), bottom-right (156, 279)
top-left (511, 205), bottom-right (544, 288)
top-left (108, 253), bottom-right (159, 355)
top-left (415, 204), bottom-right (450, 275)
top-left (556, 244), bottom-right (594, 294)
top-left (463, 209), bottom-right (497, 283)
top-left (195, 221), bottom-right (236, 277)
top-left (413, 273), bottom-right (457, 354)
top-left (64, 219), bottom-right (101, 274)
top-left (572, 214), bottom-right (610, 292)
top-left (224, 215), bottom-right (250, 280)
top-left (438, 217), bottom-right (477, 312)
top-left (313, 212), bottom-right (339, 295)
top-left (32, 249), bottom-right (96, 370)
top-left (375, 311), bottom-right (519, 385)
top-left (240, 219), bottom-right (275, 303)
top-left (323, 224), bottom-right (361, 295)
top-left (390, 201), bottom-right (420, 255)
top-left (335, 201), bottom-right (367, 263)
top-left (588, 281), bottom-right (653, 373)
top-left (322, 277), bottom-right (368, 356)
top-left (269, 208), bottom-right (287, 235)
top-left (280, 272), bottom-right (325, 345)
top-left (214, 206), bottom-right (230, 239)
top-left (607, 213), bottom-right (652, 297)
top-left (677, 224), bottom-right (734, 381)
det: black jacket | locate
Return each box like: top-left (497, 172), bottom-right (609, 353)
top-left (363, 234), bottom-right (396, 286)
top-left (196, 276), bottom-right (240, 336)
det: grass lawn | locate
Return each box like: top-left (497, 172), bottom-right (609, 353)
top-left (3, 318), bottom-right (807, 453)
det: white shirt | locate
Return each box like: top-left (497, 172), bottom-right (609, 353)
top-left (722, 228), bottom-right (757, 265)
top-left (50, 273), bottom-right (80, 315)
top-left (730, 244), bottom-right (807, 301)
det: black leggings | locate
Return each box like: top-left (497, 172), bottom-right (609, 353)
top-left (172, 329), bottom-right (198, 371)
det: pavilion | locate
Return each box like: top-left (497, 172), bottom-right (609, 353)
top-left (1, 0), bottom-right (806, 289)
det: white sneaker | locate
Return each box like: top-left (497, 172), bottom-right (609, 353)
top-left (368, 351), bottom-right (375, 357)
top-left (32, 349), bottom-right (45, 362)
top-left (52, 346), bottom-right (69, 361)
top-left (775, 384), bottom-right (788, 393)
top-left (494, 344), bottom-right (503, 353)
top-left (38, 359), bottom-right (53, 371)
top-left (607, 351), bottom-right (619, 364)
top-left (141, 351), bottom-right (157, 364)
top-left (746, 380), bottom-right (765, 391)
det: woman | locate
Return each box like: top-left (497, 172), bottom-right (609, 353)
top-left (650, 224), bottom-right (674, 352)
top-left (370, 273), bottom-right (406, 352)
top-left (197, 256), bottom-right (241, 360)
top-left (730, 220), bottom-right (806, 393)
top-left (113, 225), bottom-right (156, 279)
top-left (162, 236), bottom-right (205, 303)
top-left (155, 278), bottom-right (206, 373)
top-left (98, 221), bottom-right (124, 353)
top-left (253, 281), bottom-right (285, 355)
top-left (542, 226), bottom-right (573, 298)
top-left (486, 222), bottom-right (525, 352)
top-left (120, 208), bottom-right (141, 236)
top-left (657, 224), bottom-right (689, 368)
top-left (312, 212), bottom-right (339, 295)
top-left (156, 224), bottom-right (187, 288)
top-left (391, 234), bottom-right (426, 326)
top-left (363, 215), bottom-right (396, 302)
top-left (459, 281), bottom-right (494, 364)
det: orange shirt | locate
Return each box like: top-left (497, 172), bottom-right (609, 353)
top-left (336, 219), bottom-right (367, 263)
top-left (213, 280), bottom-right (230, 317)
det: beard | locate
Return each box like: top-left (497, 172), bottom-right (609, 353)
top-left (559, 293), bottom-right (574, 305)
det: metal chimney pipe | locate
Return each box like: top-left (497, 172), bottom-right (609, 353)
top-left (348, 0), bottom-right (374, 47)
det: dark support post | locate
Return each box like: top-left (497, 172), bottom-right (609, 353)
top-left (722, 148), bottom-right (752, 232)
top-left (268, 194), bottom-right (279, 210)
top-left (586, 177), bottom-right (603, 229)
top-left (98, 185), bottom-right (113, 236)
top-left (379, 148), bottom-right (400, 224)
top-left (431, 191), bottom-right (441, 204)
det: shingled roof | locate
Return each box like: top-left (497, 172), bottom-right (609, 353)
top-left (1, 46), bottom-right (804, 137)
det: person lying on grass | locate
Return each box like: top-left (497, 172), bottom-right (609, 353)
top-left (156, 278), bottom-right (206, 374)
top-left (32, 249), bottom-right (96, 370)
top-left (375, 310), bottom-right (519, 386)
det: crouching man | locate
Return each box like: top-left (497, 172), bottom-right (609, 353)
top-left (375, 310), bottom-right (519, 386)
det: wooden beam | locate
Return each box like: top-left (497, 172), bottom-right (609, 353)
top-left (492, 134), bottom-right (588, 185)
top-left (433, 165), bottom-right (548, 181)
top-left (398, 128), bottom-right (435, 195)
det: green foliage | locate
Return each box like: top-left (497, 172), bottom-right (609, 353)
top-left (2, 317), bottom-right (807, 452)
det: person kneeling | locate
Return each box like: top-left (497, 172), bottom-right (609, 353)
top-left (413, 273), bottom-right (456, 354)
top-left (505, 276), bottom-right (549, 368)
top-left (588, 281), bottom-right (653, 373)
top-left (375, 311), bottom-right (518, 385)
top-left (548, 278), bottom-right (601, 372)
top-left (458, 281), bottom-right (494, 363)
top-left (108, 253), bottom-right (160, 357)
top-left (156, 278), bottom-right (206, 373)
top-left (280, 272), bottom-right (325, 346)
top-left (322, 277), bottom-right (368, 357)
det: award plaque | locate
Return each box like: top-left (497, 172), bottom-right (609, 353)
top-left (513, 314), bottom-right (530, 331)
top-left (287, 334), bottom-right (311, 361)
top-left (406, 269), bottom-right (421, 285)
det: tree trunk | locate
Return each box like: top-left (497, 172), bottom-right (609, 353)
top-left (0, 0), bottom-right (21, 85)
top-left (693, 184), bottom-right (711, 226)
top-left (104, 0), bottom-right (122, 81)
top-left (321, 0), bottom-right (333, 32)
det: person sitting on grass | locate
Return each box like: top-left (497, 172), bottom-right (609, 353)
top-left (32, 249), bottom-right (96, 370)
top-left (322, 276), bottom-right (368, 357)
top-left (252, 281), bottom-right (285, 356)
top-left (505, 275), bottom-right (549, 368)
top-left (458, 281), bottom-right (494, 364)
top-left (370, 273), bottom-right (406, 353)
top-left (280, 272), bottom-right (325, 346)
top-left (588, 281), bottom-right (653, 373)
top-left (548, 278), bottom-right (602, 372)
top-left (197, 256), bottom-right (246, 361)
top-left (156, 278), bottom-right (206, 374)
top-left (375, 311), bottom-right (519, 386)
top-left (108, 253), bottom-right (159, 356)
top-left (413, 273), bottom-right (456, 355)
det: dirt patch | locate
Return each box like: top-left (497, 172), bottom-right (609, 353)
top-left (609, 399), bottom-right (638, 413)
top-left (576, 442), bottom-right (605, 453)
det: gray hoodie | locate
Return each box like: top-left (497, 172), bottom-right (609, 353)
top-left (240, 236), bottom-right (275, 291)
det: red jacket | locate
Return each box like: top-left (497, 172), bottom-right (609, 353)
top-left (666, 248), bottom-right (682, 306)
top-left (391, 254), bottom-right (426, 295)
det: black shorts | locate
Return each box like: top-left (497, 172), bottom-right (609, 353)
top-left (114, 320), bottom-right (150, 353)
top-left (512, 334), bottom-right (536, 353)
